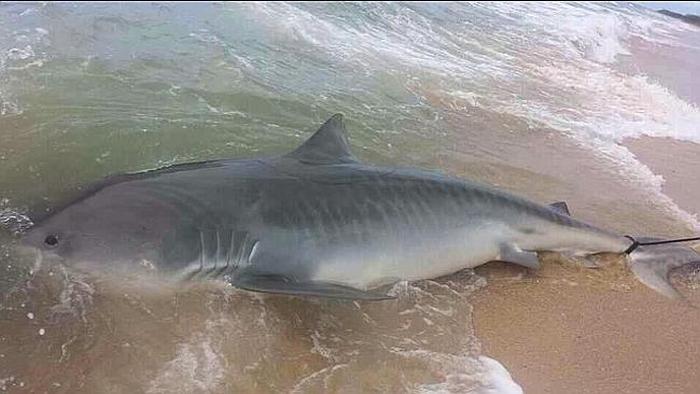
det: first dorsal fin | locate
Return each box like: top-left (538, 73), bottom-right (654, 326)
top-left (285, 114), bottom-right (357, 164)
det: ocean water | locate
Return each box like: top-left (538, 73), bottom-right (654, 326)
top-left (1, 2), bottom-right (698, 393)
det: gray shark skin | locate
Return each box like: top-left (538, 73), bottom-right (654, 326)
top-left (19, 114), bottom-right (699, 300)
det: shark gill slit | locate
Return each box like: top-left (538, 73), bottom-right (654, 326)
top-left (247, 240), bottom-right (260, 266)
top-left (221, 229), bottom-right (235, 275)
top-left (234, 231), bottom-right (249, 270)
top-left (206, 230), bottom-right (220, 276)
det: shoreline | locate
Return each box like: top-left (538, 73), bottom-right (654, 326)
top-left (624, 136), bottom-right (700, 219)
top-left (470, 135), bottom-right (700, 393)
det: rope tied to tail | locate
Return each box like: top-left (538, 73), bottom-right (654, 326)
top-left (624, 235), bottom-right (700, 255)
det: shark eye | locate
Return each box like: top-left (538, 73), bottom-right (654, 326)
top-left (44, 235), bottom-right (59, 247)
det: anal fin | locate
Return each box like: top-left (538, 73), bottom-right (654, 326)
top-left (498, 244), bottom-right (540, 269)
top-left (231, 273), bottom-right (395, 301)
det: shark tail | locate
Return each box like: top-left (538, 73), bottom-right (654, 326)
top-left (628, 237), bottom-right (700, 300)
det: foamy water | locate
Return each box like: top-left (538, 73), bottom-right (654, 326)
top-left (1, 2), bottom-right (699, 392)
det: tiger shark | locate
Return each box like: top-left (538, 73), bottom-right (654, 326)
top-left (19, 114), bottom-right (699, 300)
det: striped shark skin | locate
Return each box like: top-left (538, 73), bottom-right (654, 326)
top-left (19, 114), bottom-right (699, 300)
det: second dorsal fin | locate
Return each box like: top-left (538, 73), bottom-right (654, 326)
top-left (285, 114), bottom-right (357, 165)
top-left (548, 201), bottom-right (571, 216)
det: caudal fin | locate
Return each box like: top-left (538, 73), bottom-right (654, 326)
top-left (628, 237), bottom-right (700, 300)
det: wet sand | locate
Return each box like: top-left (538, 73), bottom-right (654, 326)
top-left (473, 261), bottom-right (700, 394)
top-left (471, 136), bottom-right (700, 394)
top-left (625, 136), bottom-right (700, 217)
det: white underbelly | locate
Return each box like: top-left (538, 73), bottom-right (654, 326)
top-left (312, 225), bottom-right (510, 289)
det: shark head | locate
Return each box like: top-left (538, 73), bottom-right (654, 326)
top-left (18, 114), bottom-right (355, 278)
top-left (20, 185), bottom-right (179, 274)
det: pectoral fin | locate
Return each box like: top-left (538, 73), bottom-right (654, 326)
top-left (230, 273), bottom-right (395, 301)
top-left (498, 244), bottom-right (540, 269)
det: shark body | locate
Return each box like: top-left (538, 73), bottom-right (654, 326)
top-left (21, 115), bottom-right (696, 299)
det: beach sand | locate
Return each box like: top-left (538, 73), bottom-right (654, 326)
top-left (471, 136), bottom-right (700, 393)
top-left (473, 260), bottom-right (700, 394)
top-left (624, 136), bottom-right (700, 217)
